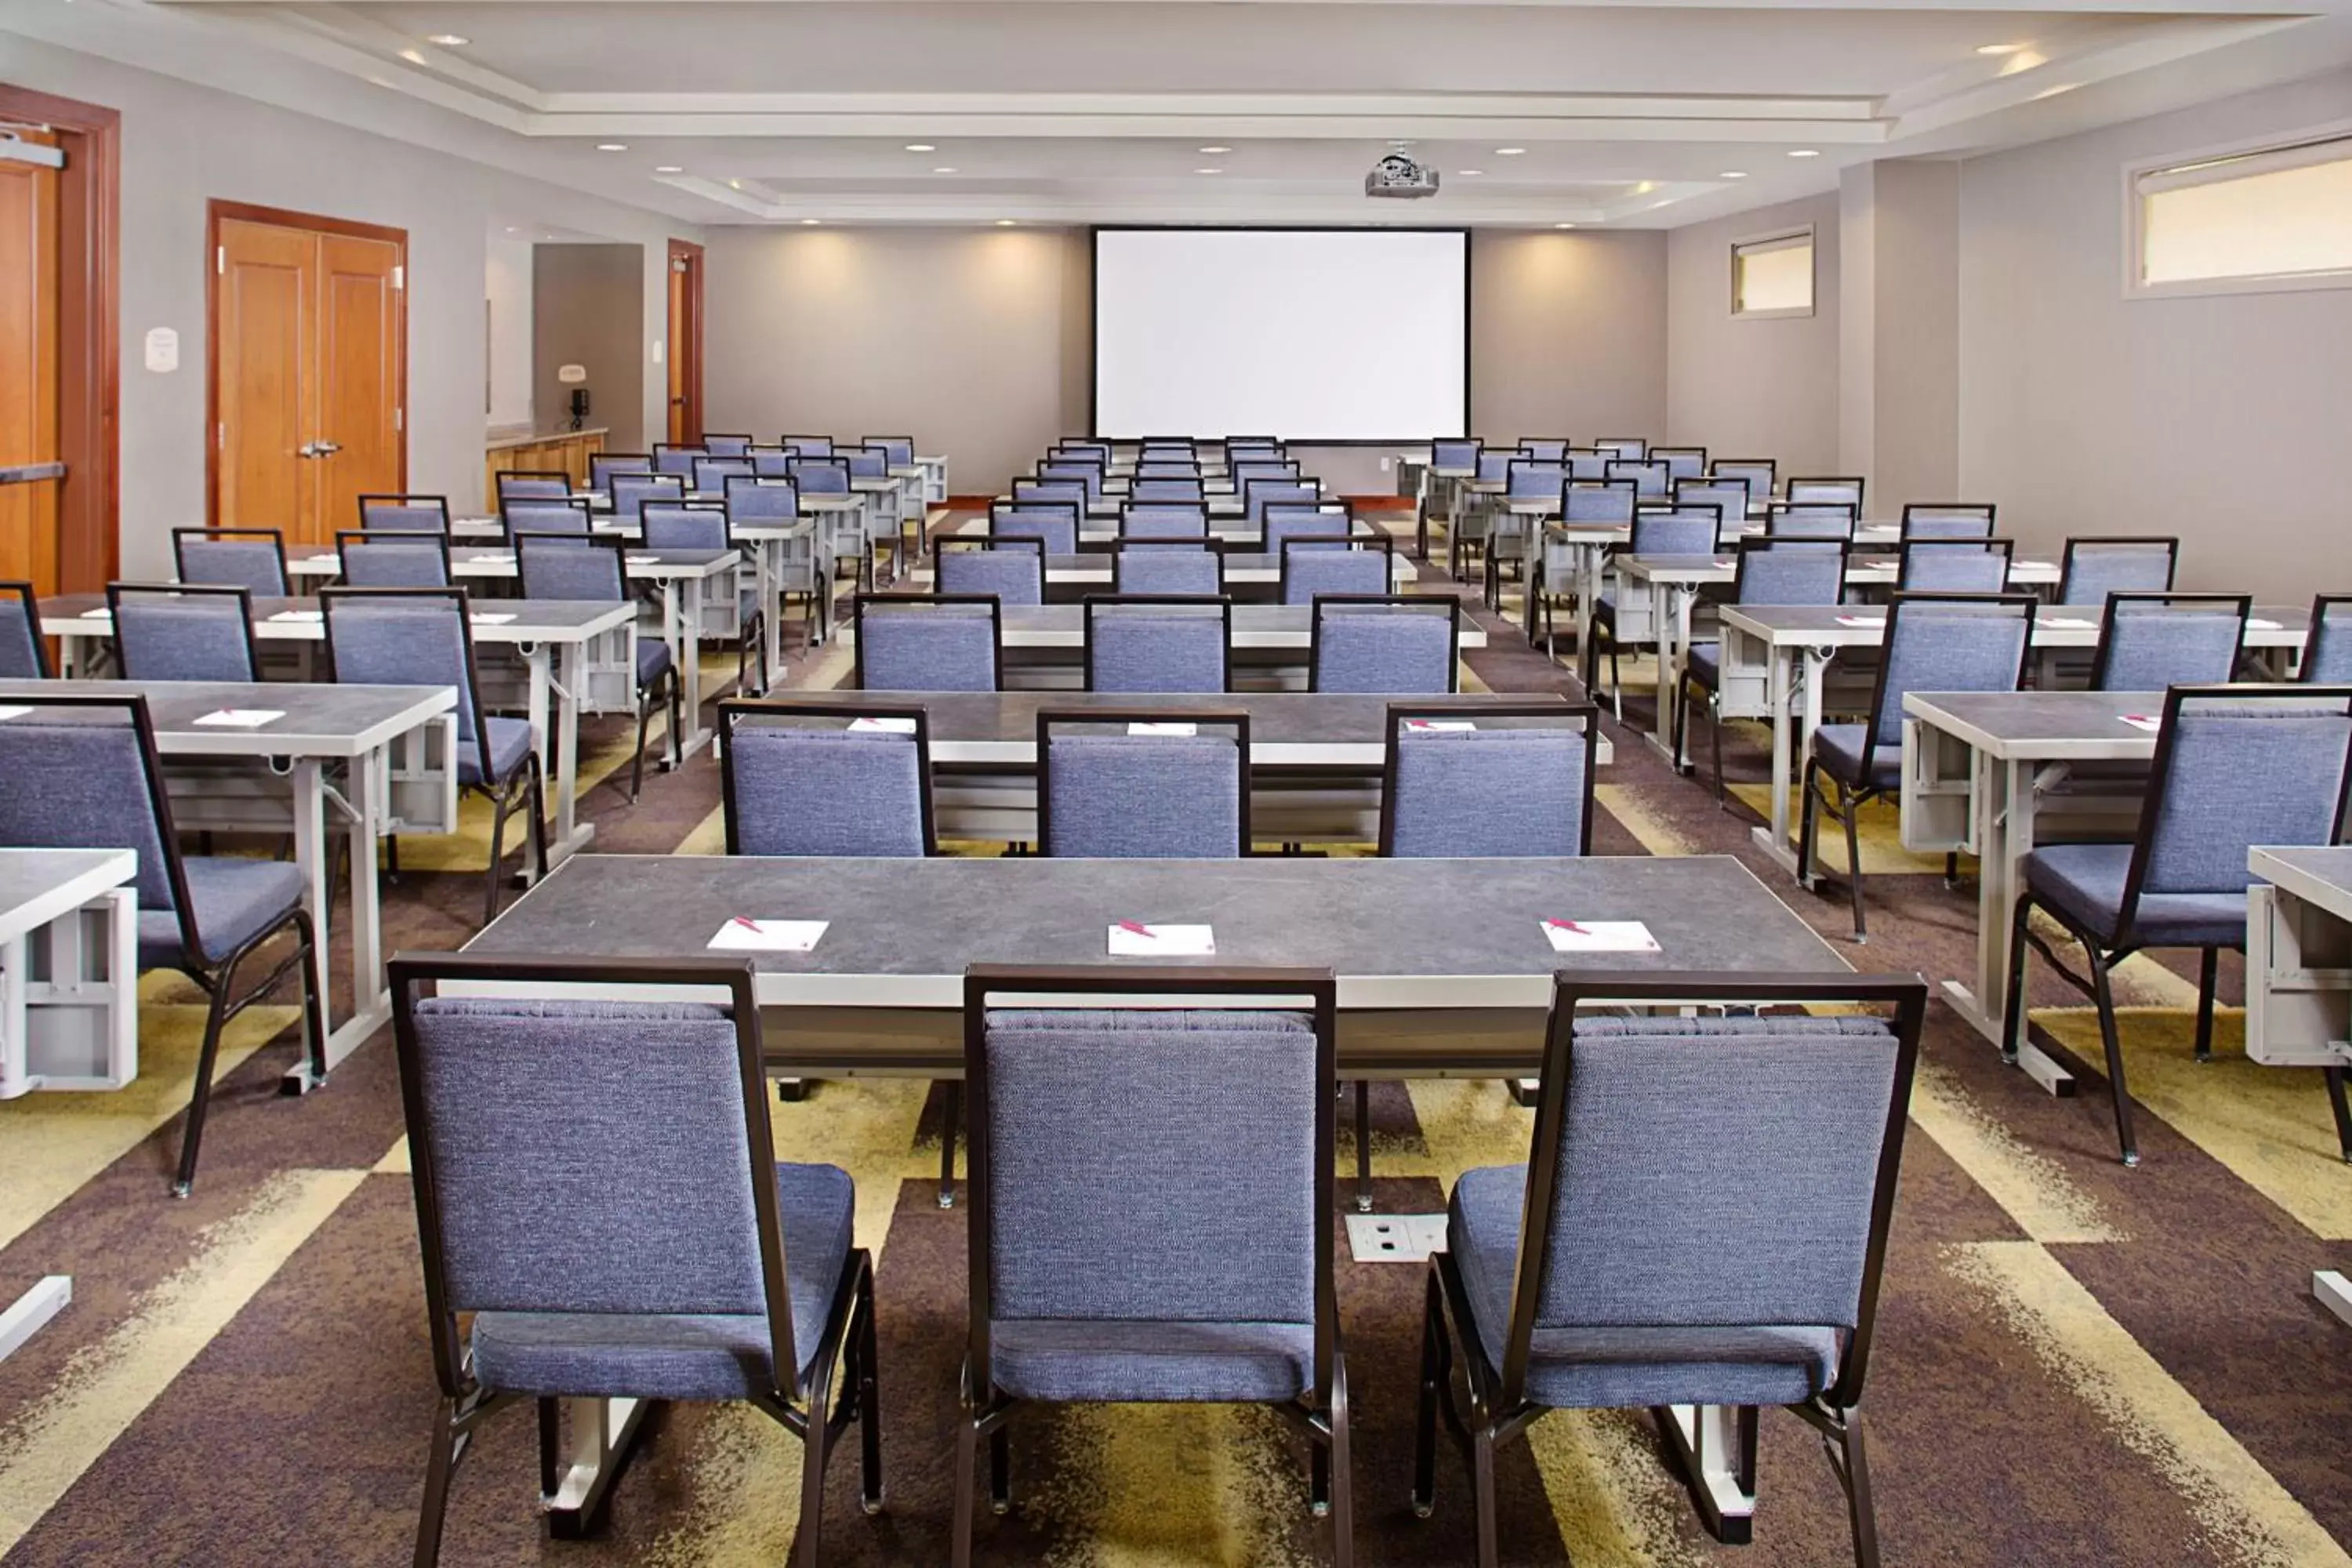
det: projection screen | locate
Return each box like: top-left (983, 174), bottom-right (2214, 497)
top-left (1091, 228), bottom-right (1469, 442)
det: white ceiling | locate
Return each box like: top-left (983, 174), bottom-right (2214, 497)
top-left (14, 0), bottom-right (2352, 227)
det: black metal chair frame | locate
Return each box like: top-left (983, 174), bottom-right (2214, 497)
top-left (1279, 533), bottom-right (1392, 608)
top-left (512, 533), bottom-right (681, 802)
top-left (357, 492), bottom-right (454, 535)
top-left (2000, 683), bottom-right (2352, 1166)
top-left (935, 534), bottom-right (1047, 608)
top-left (952, 964), bottom-right (1349, 1568)
top-left (716, 697), bottom-right (939, 857)
top-left (6, 693), bottom-right (326, 1194)
top-left (1525, 481), bottom-right (1639, 655)
top-left (2307, 595), bottom-right (2352, 681)
top-left (0, 579), bottom-right (52, 677)
top-left (321, 585), bottom-right (548, 925)
top-left (1080, 594), bottom-right (1235, 693)
top-left (1309, 593), bottom-right (1459, 694)
top-left (493, 469), bottom-right (574, 505)
top-left (1413, 971), bottom-right (1925, 1568)
top-left (105, 580), bottom-right (260, 682)
top-left (1895, 534), bottom-right (2013, 592)
top-left (1579, 503), bottom-right (1728, 719)
top-left (852, 592), bottom-right (1005, 693)
top-left (2057, 535), bottom-right (2180, 604)
top-left (1798, 592), bottom-right (2037, 944)
top-left (2088, 590), bottom-right (2252, 690)
top-left (390, 952), bottom-right (880, 1568)
top-left (171, 526), bottom-right (290, 597)
top-left (1671, 538), bottom-right (1853, 805)
top-left (989, 499), bottom-right (1083, 557)
top-left (1112, 543), bottom-right (1224, 595)
top-left (337, 528), bottom-right (455, 588)
top-left (1786, 477), bottom-right (1867, 510)
top-left (1899, 502), bottom-right (1997, 536)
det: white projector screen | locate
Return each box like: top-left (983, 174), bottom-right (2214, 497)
top-left (1091, 228), bottom-right (1469, 442)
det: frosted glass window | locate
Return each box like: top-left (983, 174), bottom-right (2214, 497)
top-left (1732, 232), bottom-right (1814, 316)
top-left (2136, 136), bottom-right (2352, 291)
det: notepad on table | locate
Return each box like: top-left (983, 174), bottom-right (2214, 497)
top-left (1403, 720), bottom-right (1475, 732)
top-left (194, 709), bottom-right (285, 729)
top-left (471, 612), bottom-right (517, 626)
top-left (626, 555), bottom-right (661, 567)
top-left (2118, 713), bottom-right (2162, 734)
top-left (267, 609), bottom-right (324, 623)
top-left (78, 608), bottom-right (111, 619)
top-left (848, 716), bottom-right (917, 734)
top-left (2249, 618), bottom-right (2282, 631)
top-left (1835, 615), bottom-right (1884, 630)
top-left (1127, 722), bottom-right (1197, 736)
top-left (706, 918), bottom-right (828, 953)
top-left (0, 706), bottom-right (31, 723)
top-left (1109, 922), bottom-right (1215, 956)
top-left (2042, 616), bottom-right (2096, 630)
top-left (1541, 919), bottom-right (1661, 954)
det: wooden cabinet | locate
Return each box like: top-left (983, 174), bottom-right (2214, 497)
top-left (485, 427), bottom-right (606, 500)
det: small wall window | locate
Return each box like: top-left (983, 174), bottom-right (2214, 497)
top-left (1731, 230), bottom-right (1815, 318)
top-left (2129, 129), bottom-right (2352, 298)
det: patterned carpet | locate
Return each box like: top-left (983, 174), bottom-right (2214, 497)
top-left (2, 514), bottom-right (2349, 1567)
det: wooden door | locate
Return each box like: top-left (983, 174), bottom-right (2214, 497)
top-left (209, 204), bottom-right (405, 546)
top-left (666, 238), bottom-right (702, 445)
top-left (0, 129), bottom-right (62, 593)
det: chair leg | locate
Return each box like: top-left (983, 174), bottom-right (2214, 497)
top-left (1838, 1408), bottom-right (1882, 1568)
top-left (1708, 692), bottom-right (1726, 809)
top-left (2325, 1067), bottom-right (2352, 1163)
top-left (291, 907), bottom-right (329, 1090)
top-left (2086, 944), bottom-right (2140, 1166)
top-left (951, 1393), bottom-right (980, 1568)
top-left (412, 1401), bottom-right (462, 1568)
top-left (794, 1352), bottom-right (833, 1568)
top-left (1410, 1269), bottom-right (1444, 1518)
top-left (1944, 851), bottom-right (1960, 891)
top-left (482, 786), bottom-right (510, 929)
top-left (1838, 785), bottom-right (1867, 945)
top-left (857, 1259), bottom-right (884, 1514)
top-left (528, 757), bottom-right (550, 887)
top-left (1797, 759), bottom-right (1822, 891)
top-left (1327, 1353), bottom-right (1355, 1568)
top-left (2001, 894), bottom-right (2036, 1065)
top-left (989, 1426), bottom-right (1011, 1516)
top-left (630, 684), bottom-right (655, 803)
top-left (172, 967), bottom-right (236, 1196)
top-left (1353, 1080), bottom-right (1374, 1213)
top-left (386, 833), bottom-right (401, 883)
top-left (666, 665), bottom-right (686, 769)
top-left (2194, 946), bottom-right (2219, 1062)
top-left (1608, 643), bottom-right (1623, 721)
top-left (1471, 1425), bottom-right (1501, 1568)
top-left (938, 1079), bottom-right (961, 1208)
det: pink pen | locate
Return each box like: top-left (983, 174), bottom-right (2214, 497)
top-left (1546, 919), bottom-right (1592, 936)
top-left (731, 916), bottom-right (764, 933)
top-left (1116, 920), bottom-right (1153, 937)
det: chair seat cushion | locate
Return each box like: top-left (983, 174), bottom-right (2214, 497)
top-left (470, 1161), bottom-right (856, 1400)
top-left (1811, 724), bottom-right (1900, 790)
top-left (2025, 842), bottom-right (2248, 949)
top-left (459, 717), bottom-right (535, 788)
top-left (136, 855), bottom-right (307, 969)
top-left (987, 1318), bottom-right (1314, 1404)
top-left (1685, 641), bottom-right (1720, 688)
top-left (636, 637), bottom-right (673, 684)
top-left (1447, 1165), bottom-right (1836, 1410)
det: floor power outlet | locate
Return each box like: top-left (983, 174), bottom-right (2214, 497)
top-left (1345, 1213), bottom-right (1449, 1264)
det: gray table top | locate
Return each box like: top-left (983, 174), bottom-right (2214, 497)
top-left (991, 604), bottom-right (1486, 649)
top-left (287, 546), bottom-right (738, 581)
top-left (1724, 603), bottom-right (2309, 648)
top-left (47, 594), bottom-right (634, 644)
top-left (464, 852), bottom-right (1844, 1011)
top-left (906, 551), bottom-right (1415, 586)
top-left (0, 848), bottom-right (138, 945)
top-left (0, 679), bottom-right (456, 758)
top-left (1903, 689), bottom-right (2182, 760)
top-left (1617, 552), bottom-right (2060, 585)
top-left (2249, 845), bottom-right (2352, 922)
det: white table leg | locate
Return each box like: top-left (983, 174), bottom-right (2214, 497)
top-left (0, 1276), bottom-right (71, 1364)
top-left (1647, 578), bottom-right (1682, 753)
top-left (2316, 1272), bottom-right (2352, 1329)
top-left (760, 536), bottom-right (784, 687)
top-left (548, 640), bottom-right (590, 866)
top-left (673, 579), bottom-right (717, 761)
top-left (1942, 751), bottom-right (2074, 1093)
top-left (284, 760), bottom-right (346, 1088)
top-left (1749, 643), bottom-right (1803, 875)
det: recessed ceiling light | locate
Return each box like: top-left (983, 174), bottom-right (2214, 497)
top-left (1194, 167), bottom-right (1223, 175)
top-left (996, 219), bottom-right (1016, 227)
top-left (1554, 222), bottom-right (1577, 230)
top-left (1495, 147), bottom-right (1526, 156)
top-left (2032, 82), bottom-right (2082, 100)
top-left (801, 218), bottom-right (820, 226)
top-left (1199, 145), bottom-right (1232, 154)
top-left (1458, 169), bottom-right (1484, 177)
top-left (426, 32), bottom-right (468, 45)
top-left (397, 47), bottom-right (426, 64)
top-left (905, 143), bottom-right (936, 153)
top-left (1976, 42), bottom-right (2027, 55)
top-left (1788, 148), bottom-right (1820, 158)
top-left (596, 143), bottom-right (628, 152)
top-left (932, 166), bottom-right (957, 174)
top-left (1720, 170), bottom-right (1748, 179)
top-left (504, 226), bottom-right (518, 233)
top-left (1631, 180), bottom-right (1656, 195)
top-left (655, 165), bottom-right (683, 174)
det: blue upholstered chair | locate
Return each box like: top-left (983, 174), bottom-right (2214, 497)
top-left (1653, 445), bottom-right (1708, 481)
top-left (609, 474), bottom-right (684, 528)
top-left (1898, 536), bottom-right (2013, 593)
top-left (1414, 973), bottom-right (1926, 1568)
top-left (752, 448), bottom-right (797, 479)
top-left (0, 694), bottom-right (325, 1194)
top-left (1674, 539), bottom-right (1851, 803)
top-left (339, 529), bottom-right (452, 588)
top-left (1606, 459), bottom-right (1671, 498)
top-left (726, 477), bottom-right (826, 648)
top-left (1711, 459), bottom-right (1776, 497)
top-left (1564, 452), bottom-right (1611, 482)
top-left (1505, 459), bottom-right (1568, 501)
top-left (107, 583), bottom-right (259, 682)
top-left (2059, 535), bottom-right (2176, 605)
top-left (2305, 596), bottom-right (2352, 683)
top-left (855, 594), bottom-right (1002, 692)
top-left (1900, 503), bottom-right (1996, 539)
top-left (359, 494), bottom-right (452, 533)
top-left (1039, 460), bottom-right (1102, 503)
top-left (1011, 477), bottom-right (1085, 513)
top-left (792, 457), bottom-right (852, 496)
top-left (1471, 451), bottom-right (1514, 486)
top-left (991, 503), bottom-right (1080, 555)
top-left (1768, 502), bottom-right (1857, 541)
top-left (500, 496), bottom-right (593, 540)
top-left (1083, 595), bottom-right (1232, 694)
top-left (1312, 597), bottom-right (1458, 694)
top-left (1581, 507), bottom-right (1722, 717)
top-left (1528, 482), bottom-right (1643, 652)
top-left (1788, 476), bottom-right (1865, 510)
top-left (173, 528), bottom-right (289, 597)
top-left (2003, 686), bottom-right (2352, 1164)
top-left (1430, 437), bottom-right (1480, 472)
top-left (1283, 539), bottom-right (1393, 606)
top-left (784, 434), bottom-right (835, 457)
top-left (1121, 503), bottom-right (1210, 539)
top-left (937, 538), bottom-right (1045, 608)
top-left (1518, 439), bottom-right (1568, 462)
top-left (494, 470), bottom-right (572, 504)
top-left (516, 533), bottom-right (677, 800)
top-left (1800, 593), bottom-right (2037, 942)
top-left (866, 435), bottom-right (915, 467)
top-left (1131, 477), bottom-right (1205, 504)
top-left (0, 581), bottom-right (49, 677)
top-left (1249, 481), bottom-right (1321, 528)
top-left (652, 443), bottom-right (703, 479)
top-left (1038, 711), bottom-right (1248, 857)
top-left (719, 701), bottom-right (935, 856)
top-left (390, 953), bottom-right (880, 1568)
top-left (845, 445), bottom-right (891, 482)
top-left (588, 453), bottom-right (653, 495)
top-left (1673, 483), bottom-right (1752, 534)
top-left (726, 476), bottom-right (799, 523)
top-left (1114, 546), bottom-right (1221, 597)
top-left (702, 433), bottom-right (755, 458)
top-left (952, 966), bottom-right (1349, 1568)
top-left (2091, 593), bottom-right (2251, 691)
top-left (1381, 704), bottom-right (1596, 859)
top-left (321, 586), bottom-right (546, 924)
top-left (644, 501), bottom-right (768, 693)
top-left (1595, 437), bottom-right (1648, 460)
top-left (1265, 506), bottom-right (1351, 557)
top-left (695, 456), bottom-right (756, 495)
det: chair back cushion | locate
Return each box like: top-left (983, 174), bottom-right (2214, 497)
top-left (0, 710), bottom-right (176, 909)
top-left (1116, 549), bottom-right (1220, 597)
top-left (329, 597), bottom-right (480, 747)
top-left (1737, 544), bottom-right (1844, 606)
top-left (726, 480), bottom-right (798, 521)
top-left (1563, 486), bottom-right (1635, 524)
top-left (1089, 606), bottom-right (1226, 693)
top-left (1315, 604), bottom-right (1453, 693)
top-left (504, 499), bottom-right (590, 537)
top-left (938, 546), bottom-right (1044, 606)
top-left (343, 539), bottom-right (450, 589)
top-left (994, 508), bottom-right (1079, 554)
top-left (1123, 506), bottom-right (1208, 539)
top-left (1390, 728), bottom-right (1584, 857)
top-left (517, 539), bottom-right (624, 602)
top-left (1873, 600), bottom-right (2029, 742)
top-left (178, 537), bottom-right (285, 596)
top-left (859, 603), bottom-right (997, 691)
top-left (1900, 542), bottom-right (2008, 593)
top-left (2095, 601), bottom-right (2242, 691)
top-left (1628, 510), bottom-right (1715, 556)
top-left (2142, 701), bottom-right (2352, 894)
top-left (114, 595), bottom-right (254, 682)
top-left (1046, 734), bottom-right (1240, 857)
top-left (361, 498), bottom-right (446, 532)
top-left (728, 729), bottom-right (927, 856)
top-left (2308, 602), bottom-right (2352, 684)
top-left (0, 593), bottom-right (42, 677)
top-left (641, 503), bottom-right (730, 554)
top-left (2062, 541), bottom-right (2173, 604)
top-left (1283, 548), bottom-right (1388, 605)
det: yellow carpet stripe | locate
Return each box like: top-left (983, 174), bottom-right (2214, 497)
top-left (1905, 1062), bottom-right (2124, 1244)
top-left (1949, 1240), bottom-right (2352, 1568)
top-left (0, 1168), bottom-right (366, 1553)
top-left (1592, 782), bottom-right (1700, 858)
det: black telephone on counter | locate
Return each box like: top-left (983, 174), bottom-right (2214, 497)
top-left (568, 388), bottom-right (590, 430)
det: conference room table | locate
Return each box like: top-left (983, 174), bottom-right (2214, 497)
top-left (1721, 604), bottom-right (2308, 884)
top-left (900, 550), bottom-right (1416, 601)
top-left (0, 677), bottom-right (455, 1082)
top-left (971, 602), bottom-right (1485, 688)
top-left (953, 512), bottom-right (1369, 552)
top-left (42, 595), bottom-right (637, 862)
top-left (1609, 551), bottom-right (2066, 757)
top-left (0, 847), bottom-right (139, 1098)
top-left (739, 689), bottom-right (1606, 841)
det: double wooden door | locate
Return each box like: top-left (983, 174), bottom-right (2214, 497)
top-left (210, 204), bottom-right (405, 546)
top-left (0, 129), bottom-right (62, 593)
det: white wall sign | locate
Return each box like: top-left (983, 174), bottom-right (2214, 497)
top-left (143, 327), bottom-right (179, 374)
top-left (651, 339), bottom-right (665, 365)
top-left (557, 363), bottom-right (588, 385)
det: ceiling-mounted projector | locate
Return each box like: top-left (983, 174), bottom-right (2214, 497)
top-left (1365, 153), bottom-right (1439, 199)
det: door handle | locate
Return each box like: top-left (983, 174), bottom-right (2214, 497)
top-left (0, 462), bottom-right (66, 485)
top-left (317, 441), bottom-right (342, 456)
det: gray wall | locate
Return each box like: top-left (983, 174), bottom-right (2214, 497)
top-left (1842, 159), bottom-right (1961, 507)
top-left (1958, 67), bottom-right (2352, 600)
top-left (1665, 192), bottom-right (1843, 474)
top-left (533, 245), bottom-right (647, 452)
top-left (1, 34), bottom-right (694, 574)
top-left (1472, 229), bottom-right (1668, 444)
